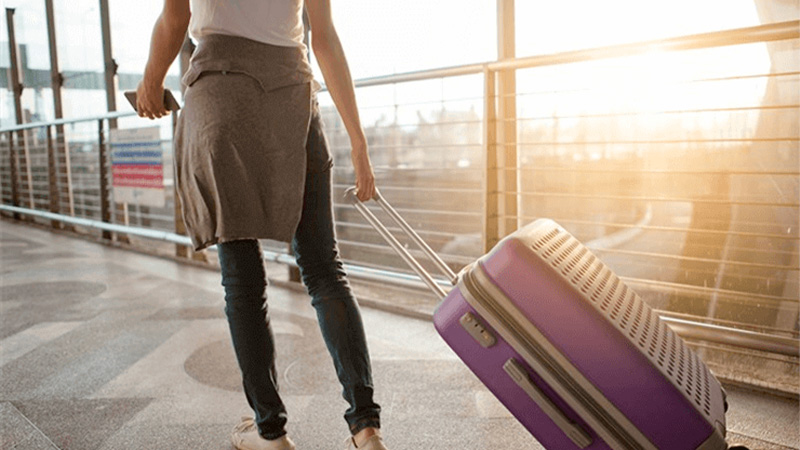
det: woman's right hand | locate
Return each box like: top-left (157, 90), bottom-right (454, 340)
top-left (135, 79), bottom-right (169, 120)
top-left (136, 0), bottom-right (189, 119)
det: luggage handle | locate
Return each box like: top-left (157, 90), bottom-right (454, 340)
top-left (345, 187), bottom-right (457, 300)
top-left (503, 358), bottom-right (593, 449)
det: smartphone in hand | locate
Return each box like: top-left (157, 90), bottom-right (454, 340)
top-left (124, 89), bottom-right (181, 113)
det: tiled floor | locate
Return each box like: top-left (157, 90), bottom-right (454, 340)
top-left (1, 219), bottom-right (798, 450)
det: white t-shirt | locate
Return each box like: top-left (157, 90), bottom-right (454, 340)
top-left (189, 0), bottom-right (305, 49)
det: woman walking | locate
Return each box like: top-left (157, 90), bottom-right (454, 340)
top-left (136, 1), bottom-right (388, 449)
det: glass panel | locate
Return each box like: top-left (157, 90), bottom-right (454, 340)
top-left (109, 0), bottom-right (183, 114)
top-left (310, 0), bottom-right (496, 79)
top-left (53, 0), bottom-right (106, 118)
top-left (315, 75), bottom-right (485, 274)
top-left (515, 0), bottom-right (775, 57)
top-left (2, 1), bottom-right (54, 126)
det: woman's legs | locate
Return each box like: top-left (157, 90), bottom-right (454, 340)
top-left (218, 239), bottom-right (288, 440)
top-left (218, 103), bottom-right (380, 441)
top-left (292, 107), bottom-right (381, 436)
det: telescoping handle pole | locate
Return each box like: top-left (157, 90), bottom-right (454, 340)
top-left (345, 187), bottom-right (456, 300)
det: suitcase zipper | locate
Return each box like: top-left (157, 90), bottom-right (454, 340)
top-left (461, 265), bottom-right (657, 450)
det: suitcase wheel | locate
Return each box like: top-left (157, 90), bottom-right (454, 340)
top-left (722, 387), bottom-right (729, 412)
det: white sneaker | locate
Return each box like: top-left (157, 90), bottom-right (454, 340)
top-left (344, 433), bottom-right (389, 450)
top-left (231, 417), bottom-right (296, 450)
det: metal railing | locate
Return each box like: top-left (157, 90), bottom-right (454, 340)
top-left (2, 22), bottom-right (798, 370)
top-left (1, 201), bottom-right (797, 359)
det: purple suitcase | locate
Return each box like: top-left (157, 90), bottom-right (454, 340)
top-left (347, 189), bottom-right (730, 450)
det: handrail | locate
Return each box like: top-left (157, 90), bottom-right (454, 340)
top-left (661, 317), bottom-right (799, 358)
top-left (2, 204), bottom-right (798, 358)
top-left (2, 20), bottom-right (797, 134)
top-left (489, 20), bottom-right (800, 72)
top-left (1, 110), bottom-right (138, 133)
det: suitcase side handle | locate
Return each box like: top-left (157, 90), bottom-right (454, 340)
top-left (503, 358), bottom-right (593, 449)
top-left (345, 187), bottom-right (456, 299)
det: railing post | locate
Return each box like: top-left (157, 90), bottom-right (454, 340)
top-left (21, 130), bottom-right (34, 210)
top-left (8, 131), bottom-right (21, 220)
top-left (45, 0), bottom-right (65, 123)
top-left (46, 125), bottom-right (61, 228)
top-left (497, 0), bottom-right (519, 236)
top-left (59, 125), bottom-right (75, 217)
top-left (45, 0), bottom-right (73, 221)
top-left (6, 8), bottom-right (23, 129)
top-left (6, 7), bottom-right (34, 212)
top-left (98, 119), bottom-right (112, 240)
top-left (98, 0), bottom-right (118, 129)
top-left (99, 0), bottom-right (130, 240)
top-left (483, 68), bottom-right (499, 253)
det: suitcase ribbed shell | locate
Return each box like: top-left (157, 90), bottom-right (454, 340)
top-left (527, 222), bottom-right (723, 426)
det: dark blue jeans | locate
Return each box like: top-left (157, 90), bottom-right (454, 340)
top-left (217, 103), bottom-right (381, 440)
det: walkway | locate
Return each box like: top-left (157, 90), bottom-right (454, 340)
top-left (1, 219), bottom-right (797, 450)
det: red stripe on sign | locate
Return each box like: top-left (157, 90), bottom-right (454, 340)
top-left (113, 164), bottom-right (163, 188)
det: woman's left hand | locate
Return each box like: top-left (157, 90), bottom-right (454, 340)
top-left (351, 142), bottom-right (376, 202)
